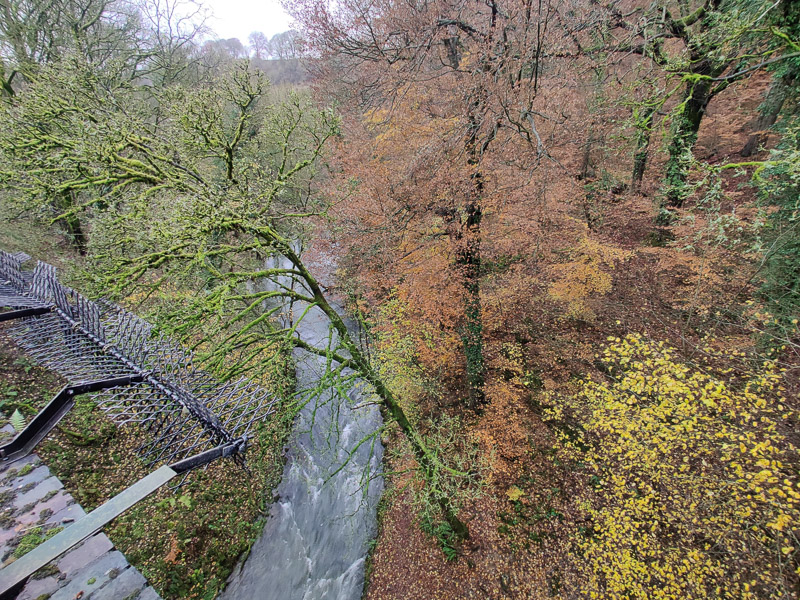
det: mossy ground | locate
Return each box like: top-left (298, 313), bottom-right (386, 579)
top-left (39, 393), bottom-right (294, 599)
top-left (0, 323), bottom-right (64, 438)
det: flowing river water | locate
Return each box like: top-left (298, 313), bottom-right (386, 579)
top-left (220, 254), bottom-right (384, 600)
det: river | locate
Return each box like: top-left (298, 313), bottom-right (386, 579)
top-left (220, 253), bottom-right (384, 600)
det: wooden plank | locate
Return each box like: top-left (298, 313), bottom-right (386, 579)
top-left (0, 465), bottom-right (176, 596)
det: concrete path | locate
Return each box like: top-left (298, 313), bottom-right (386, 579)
top-left (0, 428), bottom-right (161, 600)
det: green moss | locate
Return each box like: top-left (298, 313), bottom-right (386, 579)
top-left (31, 563), bottom-right (60, 580)
top-left (12, 526), bottom-right (63, 558)
top-left (0, 255), bottom-right (296, 600)
top-left (16, 502), bottom-right (35, 516)
top-left (39, 388), bottom-right (296, 600)
top-left (0, 509), bottom-right (15, 528)
top-left (0, 489), bottom-right (15, 509)
top-left (37, 508), bottom-right (54, 524)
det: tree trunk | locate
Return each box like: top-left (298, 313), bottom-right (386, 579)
top-left (456, 201), bottom-right (485, 410)
top-left (631, 105), bottom-right (656, 193)
top-left (741, 71), bottom-right (795, 157)
top-left (450, 103), bottom-right (488, 411)
top-left (0, 62), bottom-right (14, 97)
top-left (663, 75), bottom-right (712, 208)
top-left (282, 241), bottom-right (471, 540)
top-left (60, 213), bottom-right (87, 255)
top-left (56, 192), bottom-right (87, 254)
top-left (579, 124), bottom-right (596, 180)
top-left (662, 45), bottom-right (732, 210)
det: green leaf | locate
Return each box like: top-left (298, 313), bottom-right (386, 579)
top-left (10, 409), bottom-right (25, 432)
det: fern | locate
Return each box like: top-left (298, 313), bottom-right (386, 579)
top-left (10, 409), bottom-right (25, 432)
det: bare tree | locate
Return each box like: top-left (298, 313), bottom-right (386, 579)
top-left (248, 30), bottom-right (269, 59)
top-left (135, 0), bottom-right (208, 86)
top-left (269, 29), bottom-right (299, 59)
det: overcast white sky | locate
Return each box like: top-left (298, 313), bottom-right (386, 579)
top-left (202, 0), bottom-right (293, 42)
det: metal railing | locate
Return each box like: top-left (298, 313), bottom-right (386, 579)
top-left (0, 249), bottom-right (288, 596)
top-left (0, 249), bottom-right (280, 470)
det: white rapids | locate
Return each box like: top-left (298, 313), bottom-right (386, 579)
top-left (221, 253), bottom-right (384, 600)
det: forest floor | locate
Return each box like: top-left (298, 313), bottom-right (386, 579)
top-left (1, 69), bottom-right (797, 599)
top-left (360, 194), bottom-right (769, 599)
top-left (360, 79), bottom-right (800, 598)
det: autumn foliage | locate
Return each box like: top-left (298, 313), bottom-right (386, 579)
top-left (543, 334), bottom-right (800, 598)
top-left (1, 0), bottom-right (800, 596)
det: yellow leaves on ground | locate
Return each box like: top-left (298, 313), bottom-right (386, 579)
top-left (543, 333), bottom-right (799, 599)
top-left (547, 234), bottom-right (630, 321)
top-left (506, 485), bottom-right (525, 502)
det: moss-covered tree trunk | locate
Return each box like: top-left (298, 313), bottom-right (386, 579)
top-left (456, 99), bottom-right (489, 411)
top-left (55, 191), bottom-right (87, 254)
top-left (580, 124), bottom-right (597, 181)
top-left (663, 74), bottom-right (713, 208)
top-left (280, 241), bottom-right (471, 539)
top-left (456, 200), bottom-right (484, 410)
top-left (631, 105), bottom-right (656, 193)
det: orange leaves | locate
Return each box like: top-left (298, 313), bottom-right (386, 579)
top-left (364, 96), bottom-right (460, 163)
top-left (373, 291), bottom-right (460, 406)
top-left (164, 534), bottom-right (181, 565)
top-left (484, 341), bottom-right (525, 402)
top-left (547, 231), bottom-right (631, 322)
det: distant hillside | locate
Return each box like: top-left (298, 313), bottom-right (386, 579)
top-left (252, 58), bottom-right (308, 86)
